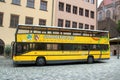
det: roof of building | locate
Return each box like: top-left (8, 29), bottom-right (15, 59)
top-left (99, 0), bottom-right (113, 8)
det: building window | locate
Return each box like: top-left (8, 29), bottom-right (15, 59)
top-left (90, 0), bottom-right (94, 4)
top-left (66, 4), bottom-right (71, 13)
top-left (27, 0), bottom-right (34, 8)
top-left (10, 14), bottom-right (19, 28)
top-left (79, 8), bottom-right (84, 16)
top-left (59, 2), bottom-right (64, 11)
top-left (58, 19), bottom-right (64, 27)
top-left (73, 6), bottom-right (77, 14)
top-left (72, 22), bottom-right (77, 28)
top-left (90, 25), bottom-right (94, 30)
top-left (25, 17), bottom-right (33, 24)
top-left (39, 19), bottom-right (46, 25)
top-left (85, 0), bottom-right (89, 2)
top-left (0, 12), bottom-right (3, 26)
top-left (40, 0), bottom-right (47, 11)
top-left (12, 0), bottom-right (20, 5)
top-left (98, 12), bottom-right (102, 20)
top-left (85, 9), bottom-right (89, 17)
top-left (79, 23), bottom-right (83, 29)
top-left (91, 11), bottom-right (94, 18)
top-left (106, 10), bottom-right (111, 18)
top-left (65, 20), bottom-right (70, 27)
top-left (85, 24), bottom-right (89, 29)
top-left (0, 0), bottom-right (5, 2)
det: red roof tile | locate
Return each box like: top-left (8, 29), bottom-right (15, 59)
top-left (99, 0), bottom-right (114, 8)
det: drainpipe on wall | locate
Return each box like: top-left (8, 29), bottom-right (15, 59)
top-left (96, 0), bottom-right (98, 30)
top-left (51, 0), bottom-right (54, 26)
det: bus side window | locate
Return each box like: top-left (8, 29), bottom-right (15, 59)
top-left (100, 45), bottom-right (108, 50)
top-left (35, 43), bottom-right (46, 50)
top-left (35, 44), bottom-right (41, 50)
top-left (73, 45), bottom-right (78, 50)
top-left (82, 45), bottom-right (89, 50)
top-left (77, 45), bottom-right (82, 50)
top-left (96, 32), bottom-right (108, 37)
top-left (40, 44), bottom-right (46, 50)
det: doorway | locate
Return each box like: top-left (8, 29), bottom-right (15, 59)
top-left (0, 39), bottom-right (5, 55)
top-left (113, 50), bottom-right (117, 56)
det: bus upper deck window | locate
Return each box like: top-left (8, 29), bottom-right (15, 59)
top-left (96, 32), bottom-right (108, 37)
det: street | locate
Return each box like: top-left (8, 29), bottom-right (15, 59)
top-left (0, 56), bottom-right (120, 80)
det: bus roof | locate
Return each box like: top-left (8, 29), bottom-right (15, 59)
top-left (17, 24), bottom-right (109, 34)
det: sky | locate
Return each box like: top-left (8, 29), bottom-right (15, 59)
top-left (98, 0), bottom-right (103, 7)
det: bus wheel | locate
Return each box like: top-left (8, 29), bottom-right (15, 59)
top-left (36, 57), bottom-right (46, 66)
top-left (87, 56), bottom-right (94, 64)
top-left (13, 62), bottom-right (18, 67)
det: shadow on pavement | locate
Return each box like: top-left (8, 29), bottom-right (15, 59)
top-left (13, 60), bottom-right (107, 67)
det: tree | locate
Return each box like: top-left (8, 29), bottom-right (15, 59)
top-left (4, 45), bottom-right (11, 57)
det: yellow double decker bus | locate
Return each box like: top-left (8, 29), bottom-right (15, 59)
top-left (12, 24), bottom-right (110, 66)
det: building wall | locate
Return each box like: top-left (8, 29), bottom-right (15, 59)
top-left (54, 0), bottom-right (97, 30)
top-left (110, 45), bottom-right (120, 56)
top-left (0, 0), bottom-right (53, 45)
top-left (98, 0), bottom-right (120, 56)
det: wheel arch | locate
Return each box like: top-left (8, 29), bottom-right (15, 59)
top-left (87, 55), bottom-right (94, 64)
top-left (36, 56), bottom-right (46, 61)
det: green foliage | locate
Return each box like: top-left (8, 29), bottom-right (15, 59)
top-left (5, 45), bottom-right (11, 56)
top-left (0, 0), bottom-right (5, 2)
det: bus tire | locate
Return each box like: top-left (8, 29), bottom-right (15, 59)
top-left (36, 57), bottom-right (46, 66)
top-left (13, 62), bottom-right (18, 67)
top-left (87, 56), bottom-right (94, 64)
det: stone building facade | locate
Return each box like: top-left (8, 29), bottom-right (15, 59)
top-left (98, 0), bottom-right (120, 23)
top-left (97, 0), bottom-right (120, 56)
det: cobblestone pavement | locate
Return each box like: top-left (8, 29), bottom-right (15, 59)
top-left (0, 56), bottom-right (120, 80)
